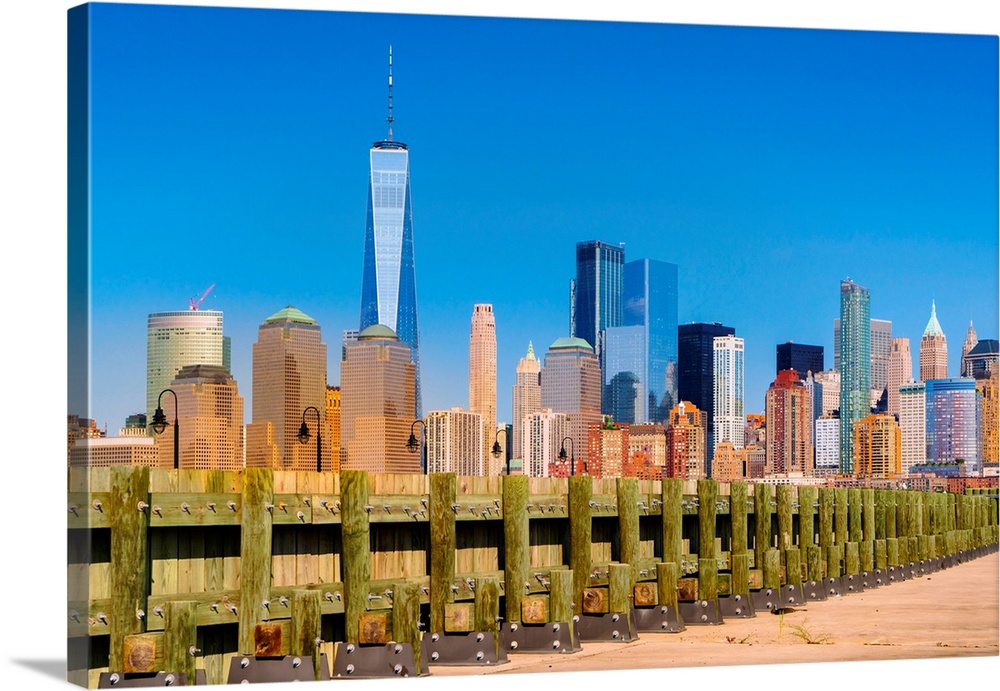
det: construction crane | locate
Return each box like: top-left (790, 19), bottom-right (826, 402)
top-left (189, 283), bottom-right (215, 311)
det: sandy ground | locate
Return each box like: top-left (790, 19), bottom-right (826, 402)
top-left (429, 551), bottom-right (999, 678)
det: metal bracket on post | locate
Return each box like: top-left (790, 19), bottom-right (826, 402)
top-left (886, 564), bottom-right (906, 583)
top-left (633, 604), bottom-right (686, 632)
top-left (423, 631), bottom-right (509, 666)
top-left (750, 585), bottom-right (802, 613)
top-left (575, 610), bottom-right (639, 640)
top-left (801, 580), bottom-right (828, 602)
top-left (226, 655), bottom-right (330, 684)
top-left (859, 571), bottom-right (880, 589)
top-left (98, 671), bottom-right (207, 687)
top-left (718, 593), bottom-right (754, 619)
top-left (501, 621), bottom-right (581, 653)
top-left (677, 599), bottom-right (723, 625)
top-left (840, 574), bottom-right (865, 595)
top-left (331, 643), bottom-right (423, 678)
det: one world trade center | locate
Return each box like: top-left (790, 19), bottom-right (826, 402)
top-left (359, 46), bottom-right (422, 417)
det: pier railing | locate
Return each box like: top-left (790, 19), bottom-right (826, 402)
top-left (67, 466), bottom-right (999, 687)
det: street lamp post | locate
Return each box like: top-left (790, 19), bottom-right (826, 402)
top-left (491, 428), bottom-right (511, 475)
top-left (151, 388), bottom-right (180, 470)
top-left (406, 419), bottom-right (426, 473)
top-left (558, 436), bottom-right (576, 477)
top-left (297, 405), bottom-right (323, 472)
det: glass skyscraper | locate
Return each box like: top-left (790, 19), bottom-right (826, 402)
top-left (678, 322), bottom-right (735, 461)
top-left (603, 258), bottom-right (678, 424)
top-left (925, 378), bottom-right (980, 472)
top-left (838, 279), bottom-right (871, 474)
top-left (359, 51), bottom-right (421, 416)
top-left (572, 240), bottom-right (624, 362)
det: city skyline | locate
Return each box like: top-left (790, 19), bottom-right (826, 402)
top-left (79, 3), bottom-right (997, 438)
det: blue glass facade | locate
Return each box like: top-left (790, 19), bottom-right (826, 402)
top-left (838, 279), bottom-right (870, 474)
top-left (604, 325), bottom-right (646, 424)
top-left (573, 240), bottom-right (624, 360)
top-left (925, 378), bottom-right (979, 472)
top-left (360, 140), bottom-right (421, 417)
top-left (622, 258), bottom-right (678, 423)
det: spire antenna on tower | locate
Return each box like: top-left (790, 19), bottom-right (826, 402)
top-left (386, 45), bottom-right (394, 142)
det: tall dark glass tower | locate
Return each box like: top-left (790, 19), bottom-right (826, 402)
top-left (572, 240), bottom-right (624, 360)
top-left (359, 47), bottom-right (421, 416)
top-left (775, 342), bottom-right (824, 380)
top-left (678, 322), bottom-right (735, 461)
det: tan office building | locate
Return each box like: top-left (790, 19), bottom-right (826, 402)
top-left (340, 325), bottom-right (419, 473)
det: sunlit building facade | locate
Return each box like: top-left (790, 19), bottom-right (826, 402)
top-left (426, 408), bottom-right (483, 476)
top-left (765, 369), bottom-right (813, 475)
top-left (678, 322), bottom-right (735, 464)
top-left (340, 325), bottom-right (419, 473)
top-left (919, 301), bottom-right (948, 382)
top-left (814, 414), bottom-right (840, 476)
top-left (512, 342), bottom-right (542, 467)
top-left (469, 304), bottom-right (497, 460)
top-left (246, 306), bottom-right (329, 470)
top-left (522, 408), bottom-right (567, 478)
top-left (713, 335), bottom-right (745, 463)
top-left (898, 382), bottom-right (926, 473)
top-left (886, 337), bottom-right (912, 419)
top-left (540, 337), bottom-right (602, 470)
top-left (146, 310), bottom-right (225, 432)
top-left (666, 401), bottom-right (706, 479)
top-left (854, 413), bottom-right (901, 478)
top-left (572, 240), bottom-right (624, 370)
top-left (157, 364), bottom-right (244, 470)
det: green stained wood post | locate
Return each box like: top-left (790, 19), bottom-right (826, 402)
top-left (475, 576), bottom-right (502, 659)
top-left (798, 486), bottom-right (817, 550)
top-left (762, 548), bottom-right (781, 590)
top-left (608, 563), bottom-right (632, 613)
top-left (897, 491), bottom-right (910, 541)
top-left (392, 582), bottom-right (422, 675)
top-left (547, 570), bottom-right (574, 642)
top-left (291, 590), bottom-right (322, 681)
top-left (662, 478), bottom-right (684, 572)
top-left (806, 544), bottom-right (823, 582)
top-left (785, 547), bottom-right (802, 588)
top-left (862, 489), bottom-right (875, 542)
top-left (827, 544), bottom-right (841, 578)
top-left (947, 493), bottom-right (957, 532)
top-left (730, 481), bottom-right (749, 557)
top-left (657, 562), bottom-right (679, 610)
top-left (886, 490), bottom-right (897, 539)
top-left (164, 601), bottom-right (197, 685)
top-left (886, 537), bottom-right (899, 568)
top-left (238, 467), bottom-right (274, 655)
top-left (340, 469), bottom-right (370, 645)
top-left (108, 465), bottom-right (151, 672)
top-left (834, 488), bottom-right (849, 547)
top-left (847, 488), bottom-right (863, 544)
top-left (697, 479), bottom-right (718, 559)
top-left (730, 481), bottom-right (750, 594)
top-left (754, 483), bottom-right (773, 568)
top-left (860, 540), bottom-right (874, 573)
top-left (776, 485), bottom-right (794, 552)
top-left (897, 531), bottom-right (909, 565)
top-left (504, 474), bottom-right (530, 624)
top-left (874, 539), bottom-right (887, 570)
top-left (617, 476), bottom-right (640, 584)
top-left (874, 489), bottom-right (887, 540)
top-left (818, 488), bottom-right (834, 555)
top-left (429, 473), bottom-right (457, 634)
top-left (844, 542), bottom-right (860, 575)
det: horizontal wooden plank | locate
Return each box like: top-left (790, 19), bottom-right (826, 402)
top-left (146, 493), bottom-right (241, 527)
top-left (67, 492), bottom-right (112, 529)
top-left (271, 493), bottom-right (313, 525)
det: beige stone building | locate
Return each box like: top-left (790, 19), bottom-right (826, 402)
top-left (155, 364), bottom-right (244, 470)
top-left (340, 325), bottom-right (419, 474)
top-left (246, 306), bottom-right (329, 470)
top-left (469, 304), bottom-right (497, 461)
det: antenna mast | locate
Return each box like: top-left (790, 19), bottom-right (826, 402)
top-left (386, 45), bottom-right (394, 141)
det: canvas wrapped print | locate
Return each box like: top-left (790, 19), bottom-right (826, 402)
top-left (65, 1), bottom-right (998, 688)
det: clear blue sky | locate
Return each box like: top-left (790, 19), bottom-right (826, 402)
top-left (83, 2), bottom-right (998, 432)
